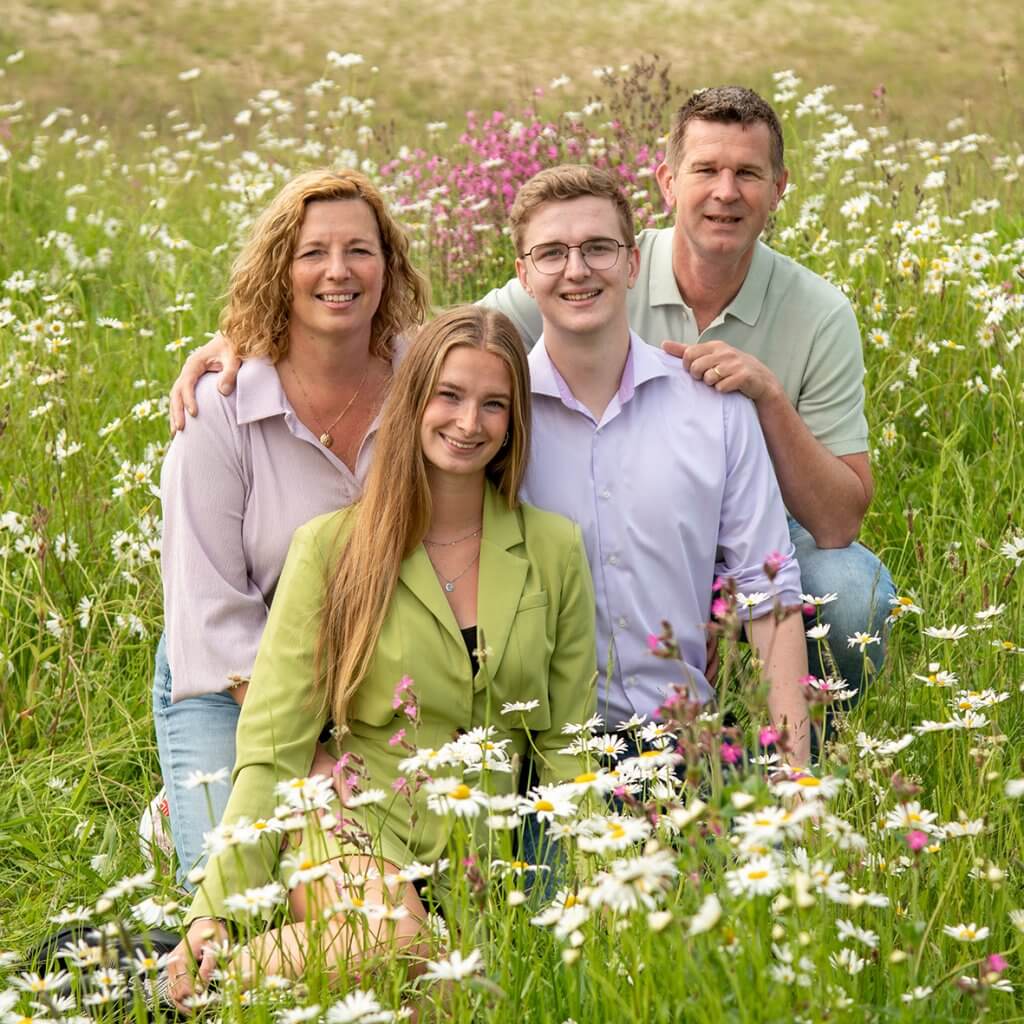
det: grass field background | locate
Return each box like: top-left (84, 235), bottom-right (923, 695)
top-left (1, 4), bottom-right (1023, 1021)
top-left (3, 0), bottom-right (1022, 135)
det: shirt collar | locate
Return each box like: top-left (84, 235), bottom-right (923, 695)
top-left (235, 357), bottom-right (289, 426)
top-left (648, 230), bottom-right (773, 328)
top-left (726, 241), bottom-right (773, 326)
top-left (234, 340), bottom-right (410, 427)
top-left (529, 330), bottom-right (670, 411)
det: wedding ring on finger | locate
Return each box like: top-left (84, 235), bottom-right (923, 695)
top-left (708, 365), bottom-right (723, 383)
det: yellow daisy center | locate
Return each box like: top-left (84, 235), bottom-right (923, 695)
top-left (450, 784), bottom-right (472, 800)
top-left (534, 799), bottom-right (555, 812)
top-left (574, 772), bottom-right (597, 784)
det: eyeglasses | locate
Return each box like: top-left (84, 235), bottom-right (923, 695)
top-left (519, 237), bottom-right (627, 274)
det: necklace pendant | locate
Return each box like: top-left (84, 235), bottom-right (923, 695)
top-left (444, 581), bottom-right (455, 593)
top-left (320, 432), bottom-right (334, 448)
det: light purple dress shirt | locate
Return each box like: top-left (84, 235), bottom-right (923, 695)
top-left (521, 332), bottom-right (801, 726)
top-left (160, 357), bottom-right (381, 702)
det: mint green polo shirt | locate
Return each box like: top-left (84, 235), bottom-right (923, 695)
top-left (480, 228), bottom-right (869, 456)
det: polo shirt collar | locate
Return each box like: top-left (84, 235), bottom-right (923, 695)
top-left (235, 357), bottom-right (290, 426)
top-left (649, 229), bottom-right (773, 328)
top-left (727, 241), bottom-right (773, 327)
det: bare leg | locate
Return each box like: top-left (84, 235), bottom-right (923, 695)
top-left (231, 856), bottom-right (432, 985)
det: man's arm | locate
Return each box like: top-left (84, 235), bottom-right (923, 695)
top-left (169, 332), bottom-right (242, 433)
top-left (168, 268), bottom-right (543, 435)
top-left (745, 613), bottom-right (810, 767)
top-left (753, 385), bottom-right (872, 548)
top-left (666, 338), bottom-right (872, 548)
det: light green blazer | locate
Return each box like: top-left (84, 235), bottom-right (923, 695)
top-left (190, 483), bottom-right (596, 921)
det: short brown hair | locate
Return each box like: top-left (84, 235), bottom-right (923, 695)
top-left (220, 168), bottom-right (429, 362)
top-left (666, 86), bottom-right (785, 178)
top-left (509, 164), bottom-right (635, 256)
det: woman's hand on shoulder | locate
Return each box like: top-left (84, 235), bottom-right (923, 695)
top-left (165, 916), bottom-right (228, 1012)
top-left (169, 331), bottom-right (242, 435)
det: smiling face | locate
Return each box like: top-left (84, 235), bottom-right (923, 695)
top-left (289, 198), bottom-right (385, 344)
top-left (420, 345), bottom-right (513, 483)
top-left (514, 195), bottom-right (639, 339)
top-left (655, 119), bottom-right (787, 269)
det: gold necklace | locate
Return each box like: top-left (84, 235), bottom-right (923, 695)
top-left (289, 360), bottom-right (370, 449)
top-left (423, 525), bottom-right (483, 547)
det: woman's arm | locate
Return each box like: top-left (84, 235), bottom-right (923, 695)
top-left (532, 525), bottom-right (598, 786)
top-left (188, 520), bottom-right (333, 922)
top-left (161, 383), bottom-right (271, 703)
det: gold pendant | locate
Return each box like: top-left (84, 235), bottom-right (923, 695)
top-left (320, 432), bottom-right (333, 448)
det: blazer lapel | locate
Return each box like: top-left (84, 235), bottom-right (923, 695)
top-left (398, 545), bottom-right (464, 647)
top-left (475, 484), bottom-right (528, 688)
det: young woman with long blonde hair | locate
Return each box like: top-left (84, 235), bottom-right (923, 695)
top-left (165, 306), bottom-right (596, 1004)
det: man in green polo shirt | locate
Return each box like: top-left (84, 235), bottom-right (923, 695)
top-left (480, 86), bottom-right (894, 700)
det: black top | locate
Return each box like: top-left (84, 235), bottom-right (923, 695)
top-left (461, 625), bottom-right (478, 676)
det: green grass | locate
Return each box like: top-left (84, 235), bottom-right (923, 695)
top-left (1, 34), bottom-right (1023, 1024)
top-left (2, 0), bottom-right (1022, 137)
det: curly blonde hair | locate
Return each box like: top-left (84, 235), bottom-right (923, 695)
top-left (220, 169), bottom-right (429, 362)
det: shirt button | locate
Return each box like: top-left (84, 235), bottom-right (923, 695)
top-left (600, 488), bottom-right (611, 500)
top-left (608, 553), bottom-right (619, 566)
top-left (617, 616), bottom-right (629, 629)
top-left (625, 675), bottom-right (637, 688)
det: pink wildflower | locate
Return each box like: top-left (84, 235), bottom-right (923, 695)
top-left (758, 726), bottom-right (780, 747)
top-left (391, 675), bottom-right (415, 709)
top-left (905, 830), bottom-right (929, 852)
top-left (986, 954), bottom-right (1008, 974)
top-left (720, 742), bottom-right (742, 765)
top-left (388, 728), bottom-right (407, 748)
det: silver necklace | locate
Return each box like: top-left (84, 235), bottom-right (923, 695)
top-left (428, 549), bottom-right (480, 593)
top-left (423, 525), bottom-right (482, 548)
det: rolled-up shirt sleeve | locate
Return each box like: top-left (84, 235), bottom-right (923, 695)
top-left (715, 393), bottom-right (802, 614)
top-left (160, 381), bottom-right (268, 702)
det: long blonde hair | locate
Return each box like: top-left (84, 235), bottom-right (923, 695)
top-left (316, 305), bottom-right (531, 724)
top-left (220, 168), bottom-right (429, 362)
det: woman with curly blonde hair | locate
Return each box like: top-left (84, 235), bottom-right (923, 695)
top-left (155, 168), bottom-right (429, 886)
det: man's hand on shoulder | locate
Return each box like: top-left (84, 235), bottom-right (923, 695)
top-left (662, 339), bottom-right (782, 404)
top-left (169, 332), bottom-right (242, 435)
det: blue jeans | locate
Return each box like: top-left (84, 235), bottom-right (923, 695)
top-left (788, 518), bottom-right (896, 696)
top-left (151, 635), bottom-right (240, 888)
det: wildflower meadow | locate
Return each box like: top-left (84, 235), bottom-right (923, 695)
top-left (1, 45), bottom-right (1023, 1024)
